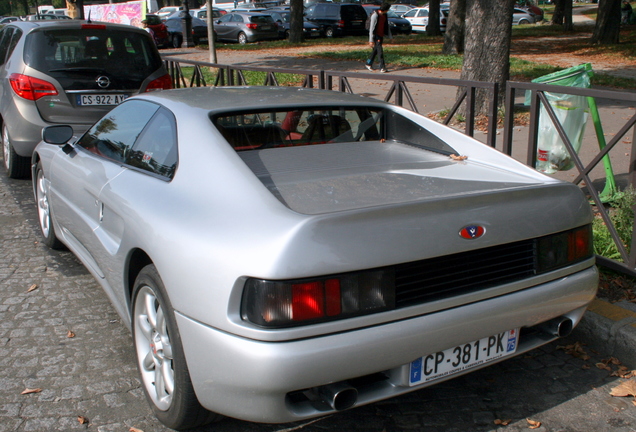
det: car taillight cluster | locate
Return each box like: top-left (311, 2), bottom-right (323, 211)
top-left (145, 74), bottom-right (173, 92)
top-left (242, 270), bottom-right (395, 327)
top-left (241, 225), bottom-right (593, 328)
top-left (537, 225), bottom-right (593, 273)
top-left (9, 73), bottom-right (58, 101)
top-left (337, 19), bottom-right (345, 28)
top-left (246, 23), bottom-right (258, 29)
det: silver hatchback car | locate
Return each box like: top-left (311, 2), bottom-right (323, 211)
top-left (0, 20), bottom-right (171, 178)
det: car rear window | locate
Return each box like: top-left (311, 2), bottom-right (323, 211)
top-left (342, 5), bottom-right (367, 20)
top-left (250, 15), bottom-right (274, 24)
top-left (212, 107), bottom-right (455, 155)
top-left (23, 28), bottom-right (162, 77)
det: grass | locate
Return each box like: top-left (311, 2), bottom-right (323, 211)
top-left (178, 66), bottom-right (306, 86)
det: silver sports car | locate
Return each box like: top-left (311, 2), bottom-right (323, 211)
top-left (32, 87), bottom-right (598, 430)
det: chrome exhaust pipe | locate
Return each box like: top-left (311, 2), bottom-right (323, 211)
top-left (317, 382), bottom-right (358, 411)
top-left (540, 317), bottom-right (573, 338)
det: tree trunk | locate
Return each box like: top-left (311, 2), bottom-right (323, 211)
top-left (592, 0), bottom-right (621, 44)
top-left (206, 0), bottom-right (217, 63)
top-left (427, 0), bottom-right (442, 36)
top-left (443, 0), bottom-right (466, 54)
top-left (552, 0), bottom-right (565, 24)
top-left (20, 0), bottom-right (29, 16)
top-left (563, 0), bottom-right (573, 30)
top-left (460, 0), bottom-right (514, 114)
top-left (289, 0), bottom-right (304, 43)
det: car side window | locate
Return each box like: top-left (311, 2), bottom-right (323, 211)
top-left (77, 100), bottom-right (160, 164)
top-left (403, 9), bottom-right (416, 17)
top-left (0, 27), bottom-right (15, 66)
top-left (232, 14), bottom-right (244, 23)
top-left (5, 28), bottom-right (22, 63)
top-left (126, 108), bottom-right (178, 179)
top-left (219, 14), bottom-right (232, 23)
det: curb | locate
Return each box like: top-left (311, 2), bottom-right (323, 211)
top-left (573, 298), bottom-right (636, 367)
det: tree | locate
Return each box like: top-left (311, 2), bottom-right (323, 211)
top-left (426, 0), bottom-right (442, 36)
top-left (551, 0), bottom-right (573, 30)
top-left (206, 0), bottom-right (217, 63)
top-left (442, 0), bottom-right (466, 54)
top-left (592, 0), bottom-right (621, 44)
top-left (289, 0), bottom-right (304, 43)
top-left (460, 0), bottom-right (514, 114)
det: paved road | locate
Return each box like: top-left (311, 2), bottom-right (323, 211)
top-left (2, 165), bottom-right (636, 432)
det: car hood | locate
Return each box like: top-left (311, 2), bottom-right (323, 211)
top-left (240, 140), bottom-right (544, 215)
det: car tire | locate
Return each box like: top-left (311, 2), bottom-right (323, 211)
top-left (172, 34), bottom-right (182, 48)
top-left (132, 264), bottom-right (221, 430)
top-left (2, 124), bottom-right (30, 179)
top-left (325, 26), bottom-right (334, 37)
top-left (35, 162), bottom-right (64, 250)
top-left (519, 18), bottom-right (530, 25)
top-left (237, 32), bottom-right (247, 44)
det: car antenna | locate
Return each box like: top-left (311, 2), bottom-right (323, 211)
top-left (87, 11), bottom-right (92, 23)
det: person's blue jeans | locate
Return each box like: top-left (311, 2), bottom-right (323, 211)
top-left (367, 35), bottom-right (385, 69)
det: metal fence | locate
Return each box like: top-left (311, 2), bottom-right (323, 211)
top-left (162, 55), bottom-right (636, 276)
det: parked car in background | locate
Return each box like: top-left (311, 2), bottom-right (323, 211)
top-left (164, 16), bottom-right (209, 47)
top-left (389, 4), bottom-right (414, 16)
top-left (167, 8), bottom-right (224, 21)
top-left (363, 5), bottom-right (412, 35)
top-left (144, 14), bottom-right (170, 47)
top-left (263, 10), bottom-right (322, 39)
top-left (24, 14), bottom-right (72, 20)
top-left (0, 16), bottom-right (21, 24)
top-left (32, 85), bottom-right (597, 430)
top-left (156, 6), bottom-right (181, 20)
top-left (214, 12), bottom-right (279, 44)
top-left (515, 1), bottom-right (544, 21)
top-left (0, 20), bottom-right (171, 178)
top-left (304, 2), bottom-right (367, 37)
top-left (402, 6), bottom-right (449, 33)
top-left (512, 7), bottom-right (536, 24)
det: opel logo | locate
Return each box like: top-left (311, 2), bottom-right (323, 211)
top-left (96, 76), bottom-right (111, 89)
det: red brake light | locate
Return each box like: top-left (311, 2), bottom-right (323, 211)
top-left (9, 73), bottom-right (58, 101)
top-left (292, 281), bottom-right (324, 321)
top-left (337, 19), bottom-right (345, 28)
top-left (145, 74), bottom-right (172, 91)
top-left (81, 24), bottom-right (107, 30)
top-left (246, 23), bottom-right (258, 29)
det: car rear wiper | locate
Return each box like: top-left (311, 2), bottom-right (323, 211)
top-left (48, 67), bottom-right (109, 73)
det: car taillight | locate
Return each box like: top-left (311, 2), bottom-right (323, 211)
top-left (242, 269), bottom-right (395, 327)
top-left (246, 23), bottom-right (258, 29)
top-left (441, 18), bottom-right (447, 24)
top-left (81, 24), bottom-right (107, 29)
top-left (145, 74), bottom-right (172, 91)
top-left (337, 19), bottom-right (345, 28)
top-left (536, 225), bottom-right (593, 273)
top-left (9, 73), bottom-right (58, 101)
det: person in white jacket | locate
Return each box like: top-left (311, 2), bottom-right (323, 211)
top-left (365, 3), bottom-right (392, 73)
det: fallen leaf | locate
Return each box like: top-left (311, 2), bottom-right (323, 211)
top-left (582, 364), bottom-right (591, 370)
top-left (450, 154), bottom-right (468, 161)
top-left (526, 418), bottom-right (541, 429)
top-left (596, 362), bottom-right (612, 371)
top-left (21, 388), bottom-right (42, 395)
top-left (129, 428), bottom-right (144, 432)
top-left (27, 284), bottom-right (38, 293)
top-left (494, 418), bottom-right (512, 425)
top-left (611, 380), bottom-right (636, 397)
top-left (77, 415), bottom-right (89, 425)
top-left (67, 330), bottom-right (75, 338)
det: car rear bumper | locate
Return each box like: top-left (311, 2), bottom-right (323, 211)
top-left (176, 265), bottom-right (598, 423)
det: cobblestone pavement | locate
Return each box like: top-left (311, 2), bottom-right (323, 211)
top-left (2, 169), bottom-right (636, 432)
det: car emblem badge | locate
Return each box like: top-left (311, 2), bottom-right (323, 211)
top-left (459, 225), bottom-right (485, 239)
top-left (96, 76), bottom-right (111, 89)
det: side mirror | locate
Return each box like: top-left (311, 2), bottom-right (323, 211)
top-left (42, 125), bottom-right (74, 145)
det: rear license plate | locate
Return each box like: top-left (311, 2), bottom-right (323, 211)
top-left (409, 328), bottom-right (518, 386)
top-left (261, 25), bottom-right (271, 30)
top-left (76, 94), bottom-right (128, 106)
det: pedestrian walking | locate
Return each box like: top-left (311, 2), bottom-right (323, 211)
top-left (622, 0), bottom-right (633, 24)
top-left (365, 3), bottom-right (392, 73)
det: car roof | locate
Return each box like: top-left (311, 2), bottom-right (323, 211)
top-left (135, 87), bottom-right (388, 114)
top-left (6, 19), bottom-right (149, 34)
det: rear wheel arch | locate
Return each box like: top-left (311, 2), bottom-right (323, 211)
top-left (127, 249), bottom-right (153, 311)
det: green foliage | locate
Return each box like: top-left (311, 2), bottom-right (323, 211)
top-left (179, 66), bottom-right (305, 87)
top-left (593, 187), bottom-right (636, 260)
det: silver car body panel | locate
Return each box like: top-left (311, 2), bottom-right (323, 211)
top-left (33, 87), bottom-right (597, 423)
